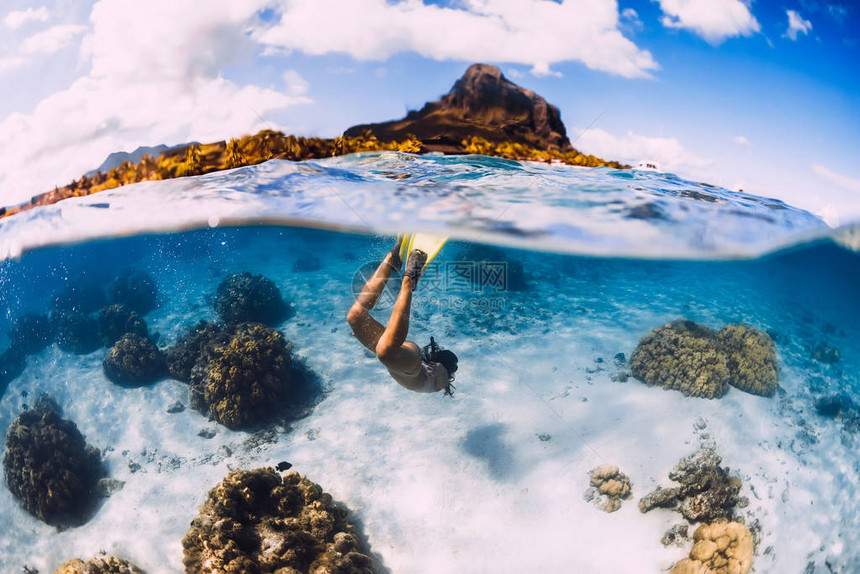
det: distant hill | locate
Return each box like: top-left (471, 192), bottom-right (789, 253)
top-left (345, 63), bottom-right (571, 153)
top-left (2, 63), bottom-right (626, 219)
top-left (86, 143), bottom-right (199, 175)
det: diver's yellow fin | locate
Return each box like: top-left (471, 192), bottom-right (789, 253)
top-left (406, 233), bottom-right (448, 269)
top-left (398, 233), bottom-right (411, 264)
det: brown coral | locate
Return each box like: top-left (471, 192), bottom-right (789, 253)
top-left (189, 323), bottom-right (292, 429)
top-left (182, 468), bottom-right (375, 573)
top-left (585, 464), bottom-right (632, 513)
top-left (102, 333), bottom-right (165, 386)
top-left (670, 521), bottom-right (753, 574)
top-left (639, 447), bottom-right (742, 523)
top-left (630, 319), bottom-right (729, 399)
top-left (717, 325), bottom-right (778, 397)
top-left (55, 554), bottom-right (144, 573)
top-left (3, 396), bottom-right (104, 527)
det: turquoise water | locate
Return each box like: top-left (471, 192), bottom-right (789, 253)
top-left (0, 154), bottom-right (858, 573)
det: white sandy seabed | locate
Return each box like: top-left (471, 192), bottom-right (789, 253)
top-left (0, 229), bottom-right (857, 573)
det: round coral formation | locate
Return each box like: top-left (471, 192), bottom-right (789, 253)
top-left (585, 464), bottom-right (632, 513)
top-left (189, 323), bottom-right (292, 429)
top-left (8, 312), bottom-right (54, 355)
top-left (54, 311), bottom-right (102, 354)
top-left (3, 397), bottom-right (104, 527)
top-left (670, 521), bottom-right (753, 574)
top-left (164, 320), bottom-right (223, 382)
top-left (631, 320), bottom-right (729, 399)
top-left (214, 272), bottom-right (288, 325)
top-left (182, 468), bottom-right (375, 573)
top-left (109, 268), bottom-right (158, 315)
top-left (97, 304), bottom-right (148, 347)
top-left (55, 555), bottom-right (144, 574)
top-left (717, 324), bottom-right (778, 397)
top-left (103, 333), bottom-right (165, 386)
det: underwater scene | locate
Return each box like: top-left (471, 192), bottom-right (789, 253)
top-left (0, 154), bottom-right (858, 573)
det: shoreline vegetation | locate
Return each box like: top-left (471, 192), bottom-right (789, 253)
top-left (0, 129), bottom-right (626, 220)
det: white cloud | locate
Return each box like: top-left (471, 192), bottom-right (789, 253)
top-left (257, 0), bottom-right (659, 78)
top-left (0, 0), bottom-right (309, 207)
top-left (620, 7), bottom-right (644, 32)
top-left (733, 135), bottom-right (750, 146)
top-left (20, 24), bottom-right (88, 55)
top-left (784, 10), bottom-right (812, 41)
top-left (657, 0), bottom-right (760, 44)
top-left (283, 69), bottom-right (310, 96)
top-left (812, 164), bottom-right (860, 194)
top-left (574, 128), bottom-right (711, 176)
top-left (4, 6), bottom-right (49, 29)
top-left (0, 56), bottom-right (27, 74)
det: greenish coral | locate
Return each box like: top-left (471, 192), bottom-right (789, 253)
top-left (55, 555), bottom-right (144, 574)
top-left (717, 324), bottom-right (778, 397)
top-left (102, 333), bottom-right (165, 386)
top-left (97, 304), bottom-right (148, 347)
top-left (812, 341), bottom-right (840, 364)
top-left (3, 396), bottom-right (104, 527)
top-left (214, 272), bottom-right (287, 325)
top-left (630, 320), bottom-right (729, 399)
top-left (182, 468), bottom-right (375, 573)
top-left (189, 323), bottom-right (292, 429)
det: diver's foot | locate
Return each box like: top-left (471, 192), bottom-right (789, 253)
top-left (389, 234), bottom-right (405, 271)
top-left (405, 249), bottom-right (428, 290)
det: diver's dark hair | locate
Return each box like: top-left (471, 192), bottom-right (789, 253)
top-left (422, 336), bottom-right (458, 397)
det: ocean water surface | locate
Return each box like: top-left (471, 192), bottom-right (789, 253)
top-left (0, 153), bottom-right (857, 573)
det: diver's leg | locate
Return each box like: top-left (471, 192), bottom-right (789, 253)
top-left (376, 275), bottom-right (423, 372)
top-left (347, 237), bottom-right (404, 352)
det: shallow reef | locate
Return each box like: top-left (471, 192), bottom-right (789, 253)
top-left (1, 347), bottom-right (27, 393)
top-left (55, 554), bottom-right (144, 574)
top-left (453, 244), bottom-right (528, 291)
top-left (717, 324), bottom-right (778, 397)
top-left (189, 323), bottom-right (294, 429)
top-left (214, 272), bottom-right (287, 326)
top-left (631, 319), bottom-right (780, 399)
top-left (8, 312), bottom-right (54, 355)
top-left (164, 320), bottom-right (223, 382)
top-left (182, 468), bottom-right (375, 573)
top-left (584, 464), bottom-right (632, 513)
top-left (53, 311), bottom-right (101, 354)
top-left (97, 304), bottom-right (148, 347)
top-left (108, 269), bottom-right (158, 315)
top-left (811, 341), bottom-right (840, 364)
top-left (2, 396), bottom-right (105, 527)
top-left (631, 320), bottom-right (729, 399)
top-left (51, 281), bottom-right (108, 315)
top-left (639, 447), bottom-right (744, 524)
top-left (670, 521), bottom-right (753, 574)
top-left (102, 333), bottom-right (165, 386)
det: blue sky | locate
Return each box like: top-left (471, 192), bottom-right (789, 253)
top-left (1, 0), bottom-right (858, 225)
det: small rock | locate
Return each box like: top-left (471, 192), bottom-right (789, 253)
top-left (613, 352), bottom-right (626, 367)
top-left (198, 428), bottom-right (216, 439)
top-left (96, 478), bottom-right (126, 497)
top-left (167, 401), bottom-right (186, 414)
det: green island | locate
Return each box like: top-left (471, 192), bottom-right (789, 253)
top-left (0, 64), bottom-right (626, 219)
